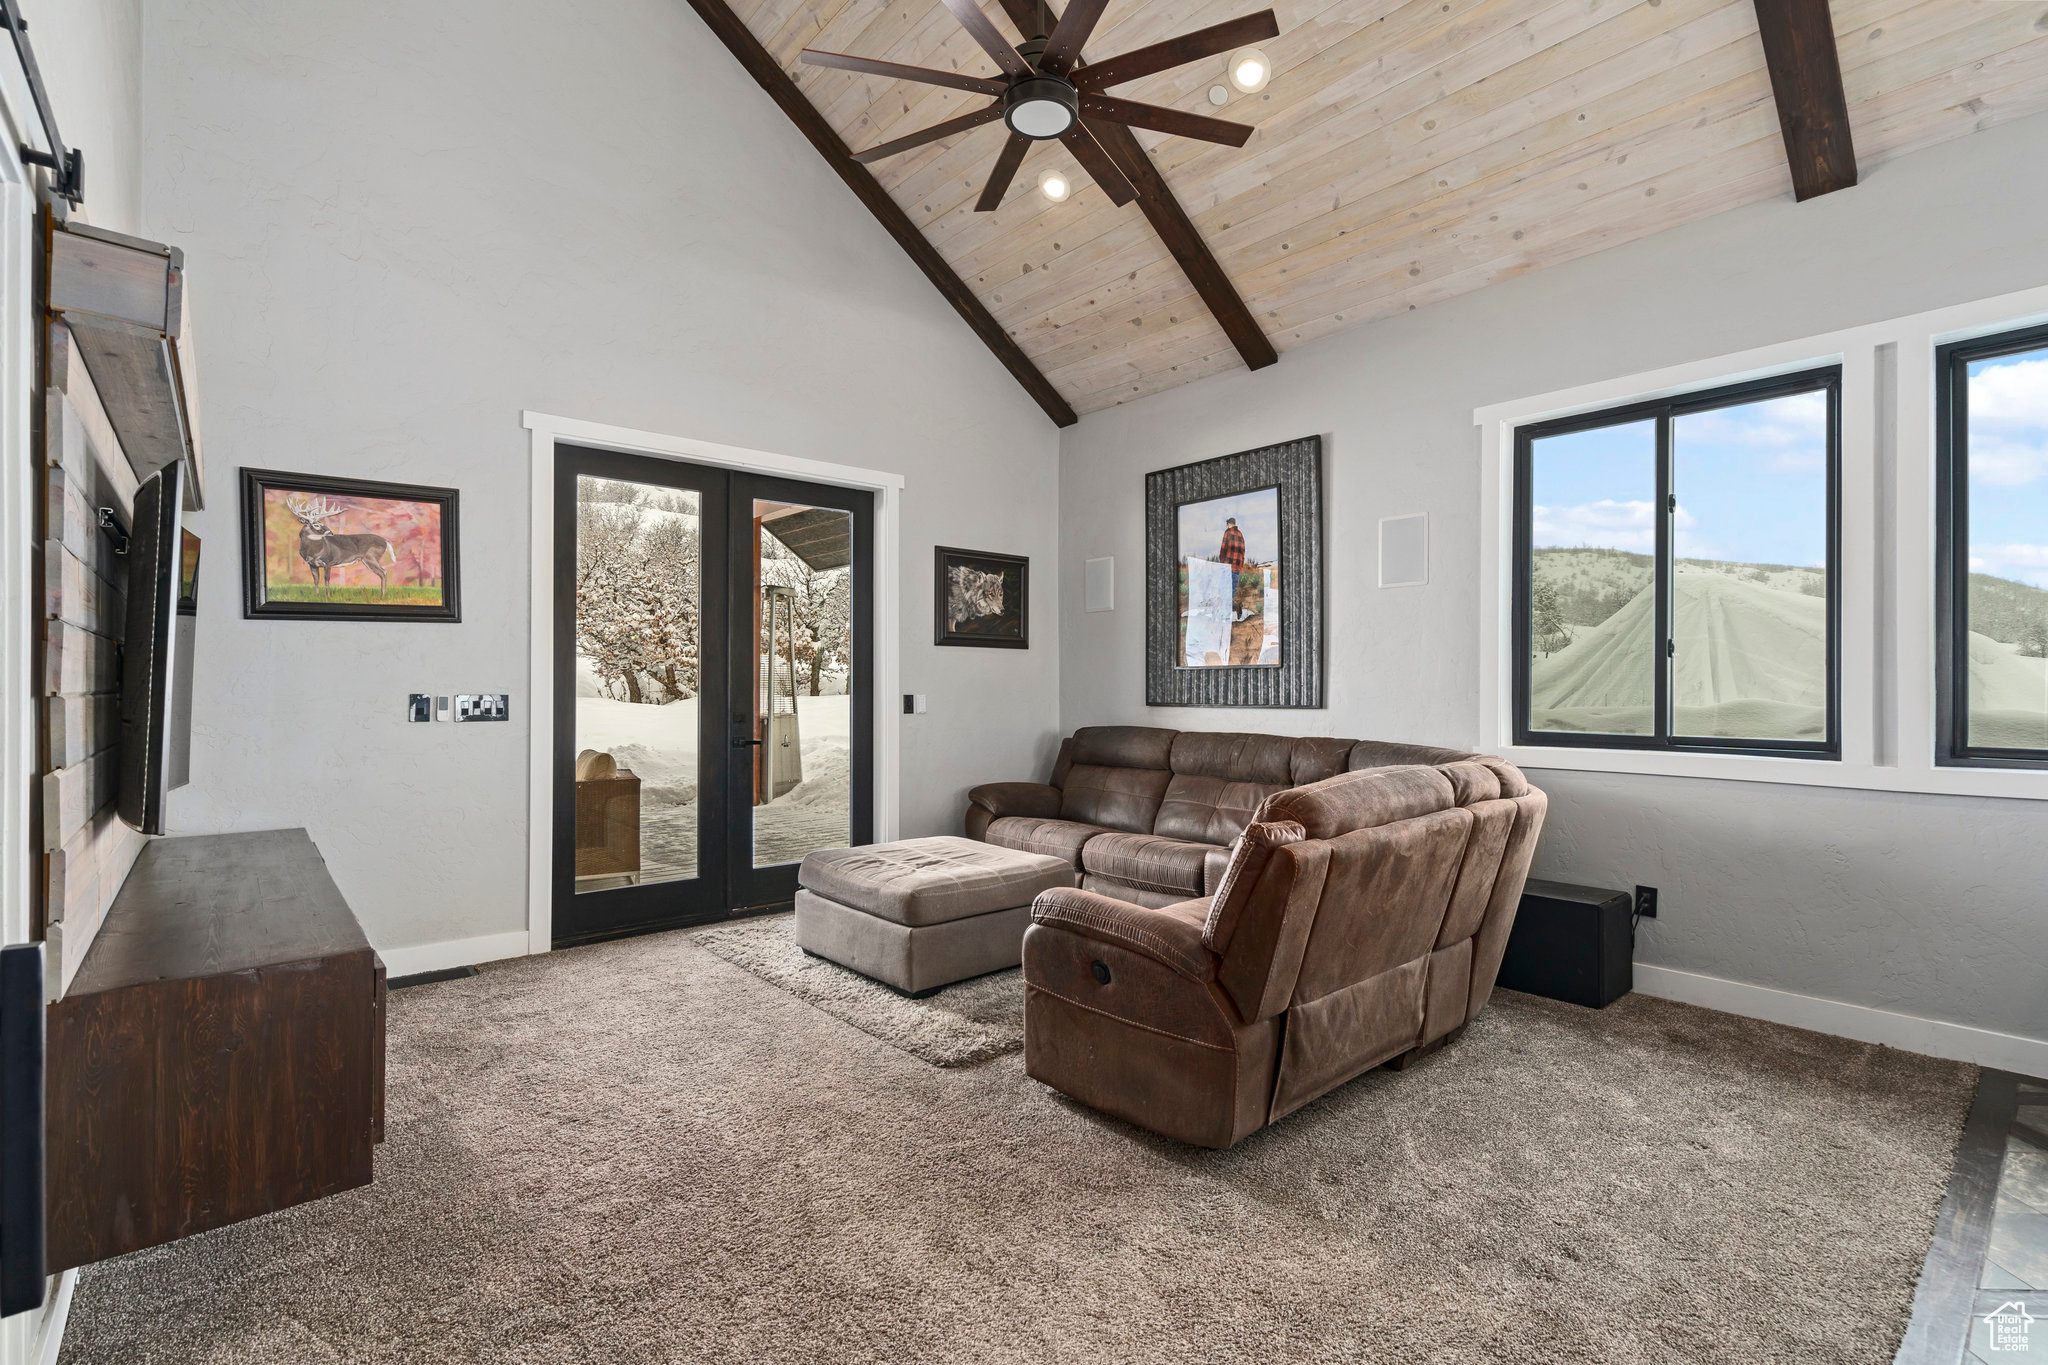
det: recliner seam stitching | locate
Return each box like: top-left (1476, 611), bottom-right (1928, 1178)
top-left (1027, 983), bottom-right (1233, 1053)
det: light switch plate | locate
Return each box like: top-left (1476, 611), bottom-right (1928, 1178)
top-left (435, 696), bottom-right (450, 721)
top-left (454, 693), bottom-right (510, 722)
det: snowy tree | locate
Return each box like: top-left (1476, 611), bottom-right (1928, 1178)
top-left (575, 482), bottom-right (702, 703)
top-left (1531, 578), bottom-right (1571, 657)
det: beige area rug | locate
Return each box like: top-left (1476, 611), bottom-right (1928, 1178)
top-left (691, 914), bottom-right (1022, 1067)
top-left (61, 926), bottom-right (1974, 1365)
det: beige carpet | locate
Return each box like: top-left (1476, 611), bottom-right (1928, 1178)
top-left (691, 914), bottom-right (1022, 1067)
top-left (61, 922), bottom-right (1974, 1364)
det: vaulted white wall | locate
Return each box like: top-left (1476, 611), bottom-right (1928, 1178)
top-left (141, 0), bottom-right (1063, 961)
top-left (30, 0), bottom-right (142, 235)
top-left (1058, 110), bottom-right (2048, 1059)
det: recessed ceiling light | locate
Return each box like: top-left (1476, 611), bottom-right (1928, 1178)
top-left (1038, 168), bottom-right (1070, 203)
top-left (1208, 85), bottom-right (1229, 106)
top-left (1228, 47), bottom-right (1271, 94)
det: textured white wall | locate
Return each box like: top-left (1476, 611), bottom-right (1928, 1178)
top-left (1058, 110), bottom-right (2048, 1045)
top-left (29, 0), bottom-right (142, 235)
top-left (141, 0), bottom-right (1063, 956)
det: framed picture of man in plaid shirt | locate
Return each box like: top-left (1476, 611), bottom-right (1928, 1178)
top-left (1176, 486), bottom-right (1282, 668)
top-left (1144, 435), bottom-right (1322, 708)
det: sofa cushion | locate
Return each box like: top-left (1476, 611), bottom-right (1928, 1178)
top-left (1153, 773), bottom-right (1287, 845)
top-left (1071, 725), bottom-right (1178, 769)
top-left (797, 836), bottom-right (1075, 927)
top-left (1059, 764), bottom-right (1173, 834)
top-left (1078, 874), bottom-right (1192, 909)
top-left (984, 816), bottom-right (1109, 870)
top-left (1169, 731), bottom-right (1296, 785)
top-left (1290, 737), bottom-right (1355, 786)
top-left (1259, 765), bottom-right (1456, 840)
top-left (1347, 739), bottom-right (1478, 771)
top-left (1080, 831), bottom-right (1213, 895)
top-left (1201, 820), bottom-right (1308, 953)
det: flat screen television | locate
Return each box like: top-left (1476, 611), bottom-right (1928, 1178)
top-left (117, 462), bottom-right (195, 834)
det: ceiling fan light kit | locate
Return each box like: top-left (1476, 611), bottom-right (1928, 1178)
top-left (1004, 74), bottom-right (1079, 138)
top-left (801, 3), bottom-right (1279, 211)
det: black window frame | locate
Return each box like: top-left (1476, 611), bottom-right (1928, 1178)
top-left (1936, 320), bottom-right (2048, 771)
top-left (1512, 366), bottom-right (1843, 760)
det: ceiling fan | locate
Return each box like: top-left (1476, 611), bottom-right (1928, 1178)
top-left (802, 0), bottom-right (1280, 211)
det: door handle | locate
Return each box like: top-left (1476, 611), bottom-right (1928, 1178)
top-left (732, 737), bottom-right (763, 748)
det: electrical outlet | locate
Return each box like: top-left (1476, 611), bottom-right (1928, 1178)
top-left (454, 694), bottom-right (510, 723)
top-left (1634, 885), bottom-right (1658, 919)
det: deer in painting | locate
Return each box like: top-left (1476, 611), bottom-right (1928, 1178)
top-left (285, 494), bottom-right (395, 593)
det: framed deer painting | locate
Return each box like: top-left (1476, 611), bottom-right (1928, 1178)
top-left (240, 469), bottom-right (461, 622)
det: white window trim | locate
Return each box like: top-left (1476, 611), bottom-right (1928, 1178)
top-left (1475, 281), bottom-right (2048, 801)
top-left (522, 410), bottom-right (906, 955)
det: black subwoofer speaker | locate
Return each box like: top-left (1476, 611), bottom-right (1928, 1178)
top-left (1498, 879), bottom-right (1633, 1009)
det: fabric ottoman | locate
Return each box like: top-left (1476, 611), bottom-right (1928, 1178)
top-left (796, 836), bottom-right (1076, 996)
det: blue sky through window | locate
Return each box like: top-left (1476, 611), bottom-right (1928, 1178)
top-left (1967, 349), bottom-right (2048, 588)
top-left (1529, 391), bottom-right (1830, 567)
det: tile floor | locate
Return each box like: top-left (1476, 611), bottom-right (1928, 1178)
top-left (1966, 1079), bottom-right (2048, 1363)
top-left (1902, 1073), bottom-right (2048, 1364)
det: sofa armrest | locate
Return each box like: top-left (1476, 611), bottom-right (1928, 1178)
top-left (1029, 887), bottom-right (1216, 982)
top-left (964, 781), bottom-right (1063, 841)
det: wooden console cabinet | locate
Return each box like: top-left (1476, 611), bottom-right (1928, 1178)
top-left (44, 828), bottom-right (384, 1272)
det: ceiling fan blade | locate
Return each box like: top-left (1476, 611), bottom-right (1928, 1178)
top-left (1038, 0), bottom-right (1112, 74)
top-left (850, 103), bottom-right (1004, 164)
top-left (939, 0), bottom-right (1035, 79)
top-left (1077, 92), bottom-right (1255, 147)
top-left (1059, 123), bottom-right (1136, 206)
top-left (1073, 11), bottom-right (1280, 91)
top-left (975, 134), bottom-right (1032, 211)
top-left (801, 49), bottom-right (1007, 96)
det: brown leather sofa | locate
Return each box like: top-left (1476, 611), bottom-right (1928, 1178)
top-left (969, 728), bottom-right (1545, 1148)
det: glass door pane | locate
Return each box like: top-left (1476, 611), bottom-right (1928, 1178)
top-left (572, 475), bottom-right (704, 891)
top-left (749, 498), bottom-right (853, 869)
top-left (554, 446), bottom-right (729, 947)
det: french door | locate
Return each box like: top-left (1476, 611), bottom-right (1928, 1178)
top-left (552, 446), bottom-right (874, 945)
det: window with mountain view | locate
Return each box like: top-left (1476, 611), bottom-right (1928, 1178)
top-left (1940, 324), bottom-right (2048, 765)
top-left (1516, 369), bottom-right (1840, 756)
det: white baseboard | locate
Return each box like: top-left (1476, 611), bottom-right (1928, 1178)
top-left (34, 1270), bottom-right (74, 1365)
top-left (378, 930), bottom-right (532, 980)
top-left (1633, 963), bottom-right (2048, 1079)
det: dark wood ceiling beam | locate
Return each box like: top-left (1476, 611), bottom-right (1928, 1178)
top-left (995, 0), bottom-right (1277, 374)
top-left (684, 0), bottom-right (1078, 427)
top-left (1753, 0), bottom-right (1857, 201)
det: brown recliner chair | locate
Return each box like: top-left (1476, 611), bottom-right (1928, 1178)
top-left (1021, 761), bottom-right (1546, 1149)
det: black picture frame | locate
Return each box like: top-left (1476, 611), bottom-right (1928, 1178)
top-left (934, 546), bottom-right (1028, 648)
top-left (240, 468), bottom-right (461, 622)
top-left (1146, 435), bottom-right (1323, 707)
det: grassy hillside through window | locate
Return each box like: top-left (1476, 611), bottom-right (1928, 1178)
top-left (1527, 549), bottom-right (2048, 745)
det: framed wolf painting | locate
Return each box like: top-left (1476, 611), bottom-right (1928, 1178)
top-left (934, 546), bottom-right (1028, 648)
top-left (240, 468), bottom-right (462, 622)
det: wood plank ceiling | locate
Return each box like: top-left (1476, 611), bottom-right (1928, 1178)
top-left (730, 0), bottom-right (2048, 417)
